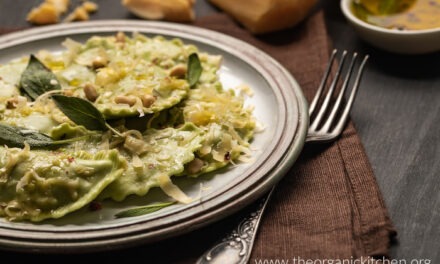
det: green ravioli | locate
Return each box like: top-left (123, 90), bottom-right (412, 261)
top-left (99, 123), bottom-right (203, 201)
top-left (0, 148), bottom-right (126, 221)
top-left (0, 32), bottom-right (257, 222)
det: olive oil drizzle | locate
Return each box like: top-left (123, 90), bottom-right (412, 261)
top-left (352, 0), bottom-right (440, 30)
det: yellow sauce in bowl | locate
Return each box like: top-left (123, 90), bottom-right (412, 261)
top-left (352, 0), bottom-right (440, 30)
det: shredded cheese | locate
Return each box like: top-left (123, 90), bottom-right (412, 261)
top-left (0, 143), bottom-right (30, 184)
top-left (157, 174), bottom-right (193, 204)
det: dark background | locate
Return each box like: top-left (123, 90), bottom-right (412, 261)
top-left (0, 0), bottom-right (439, 261)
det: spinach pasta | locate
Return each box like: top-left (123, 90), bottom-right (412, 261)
top-left (0, 32), bottom-right (256, 222)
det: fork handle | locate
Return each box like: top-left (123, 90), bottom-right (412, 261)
top-left (196, 187), bottom-right (275, 264)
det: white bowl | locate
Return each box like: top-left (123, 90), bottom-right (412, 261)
top-left (340, 0), bottom-right (440, 54)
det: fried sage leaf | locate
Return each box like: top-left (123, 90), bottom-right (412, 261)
top-left (19, 55), bottom-right (61, 101)
top-left (115, 202), bottom-right (176, 218)
top-left (0, 123), bottom-right (53, 148)
top-left (0, 123), bottom-right (86, 149)
top-left (52, 95), bottom-right (107, 131)
top-left (187, 53), bottom-right (202, 88)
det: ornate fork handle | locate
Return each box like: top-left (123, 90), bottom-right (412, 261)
top-left (197, 187), bottom-right (275, 264)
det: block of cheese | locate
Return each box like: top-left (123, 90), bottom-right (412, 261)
top-left (27, 0), bottom-right (98, 25)
top-left (63, 1), bottom-right (98, 22)
top-left (209, 0), bottom-right (317, 34)
top-left (122, 0), bottom-right (195, 22)
top-left (27, 0), bottom-right (70, 25)
top-left (47, 0), bottom-right (70, 13)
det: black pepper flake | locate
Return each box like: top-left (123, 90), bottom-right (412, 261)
top-left (224, 151), bottom-right (231, 161)
top-left (89, 201), bottom-right (102, 211)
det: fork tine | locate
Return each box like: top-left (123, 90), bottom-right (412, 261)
top-left (309, 49), bottom-right (337, 115)
top-left (332, 54), bottom-right (369, 136)
top-left (320, 52), bottom-right (358, 133)
top-left (309, 50), bottom-right (348, 131)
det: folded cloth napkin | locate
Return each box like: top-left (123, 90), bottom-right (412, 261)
top-left (190, 11), bottom-right (397, 262)
top-left (0, 10), bottom-right (395, 263)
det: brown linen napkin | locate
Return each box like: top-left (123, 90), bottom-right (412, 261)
top-left (0, 11), bottom-right (395, 263)
top-left (191, 11), bottom-right (397, 261)
top-left (198, 11), bottom-right (396, 261)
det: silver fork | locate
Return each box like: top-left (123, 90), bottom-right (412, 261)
top-left (197, 49), bottom-right (369, 264)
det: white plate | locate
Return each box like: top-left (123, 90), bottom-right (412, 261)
top-left (0, 20), bottom-right (308, 253)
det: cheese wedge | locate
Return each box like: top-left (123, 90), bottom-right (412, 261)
top-left (47, 0), bottom-right (70, 13)
top-left (27, 0), bottom-right (70, 25)
top-left (27, 2), bottom-right (60, 25)
top-left (122, 0), bottom-right (195, 22)
top-left (209, 0), bottom-right (317, 34)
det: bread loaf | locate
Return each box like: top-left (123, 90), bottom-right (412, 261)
top-left (209, 0), bottom-right (317, 34)
top-left (122, 0), bottom-right (195, 22)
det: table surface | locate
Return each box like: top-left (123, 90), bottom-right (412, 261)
top-left (0, 0), bottom-right (439, 261)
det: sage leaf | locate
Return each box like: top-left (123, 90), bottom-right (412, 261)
top-left (19, 55), bottom-right (61, 101)
top-left (0, 123), bottom-right (86, 149)
top-left (187, 53), bottom-right (202, 88)
top-left (115, 201), bottom-right (176, 218)
top-left (0, 124), bottom-right (53, 148)
top-left (52, 95), bottom-right (107, 131)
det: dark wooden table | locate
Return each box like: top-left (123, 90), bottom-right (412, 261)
top-left (1, 0), bottom-right (439, 261)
